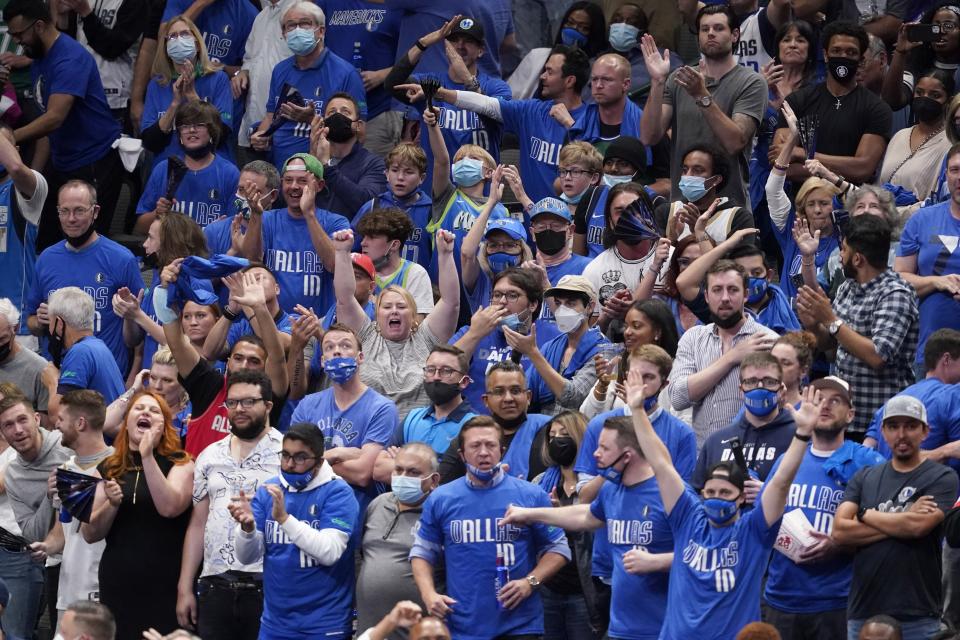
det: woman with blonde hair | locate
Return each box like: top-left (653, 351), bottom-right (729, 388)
top-left (140, 14), bottom-right (233, 167)
top-left (82, 390), bottom-right (193, 639)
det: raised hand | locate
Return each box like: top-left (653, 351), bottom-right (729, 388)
top-left (138, 420), bottom-right (164, 458)
top-left (548, 103), bottom-right (575, 129)
top-left (331, 229), bottom-right (354, 253)
top-left (640, 34), bottom-right (671, 83)
top-left (445, 40), bottom-right (471, 84)
top-left (624, 368), bottom-right (648, 410)
top-left (112, 287), bottom-right (143, 319)
top-left (386, 601), bottom-right (424, 630)
top-left (160, 257), bottom-right (184, 286)
top-left (782, 101), bottom-right (799, 140)
top-left (230, 271), bottom-right (267, 310)
top-left (469, 305), bottom-right (507, 336)
top-left (422, 106), bottom-right (439, 127)
top-left (423, 14), bottom-right (464, 48)
top-left (309, 114), bottom-right (330, 162)
top-left (227, 489), bottom-right (256, 531)
top-left (792, 217), bottom-right (820, 257)
top-left (785, 384), bottom-right (822, 437)
top-left (265, 484), bottom-right (288, 524)
top-left (675, 66), bottom-right (708, 99)
top-left (394, 83), bottom-right (426, 103)
top-left (435, 229), bottom-right (455, 255)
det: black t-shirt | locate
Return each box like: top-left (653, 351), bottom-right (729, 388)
top-left (776, 83), bottom-right (892, 159)
top-left (180, 359), bottom-right (287, 427)
top-left (844, 459), bottom-right (959, 619)
top-left (438, 422), bottom-right (548, 484)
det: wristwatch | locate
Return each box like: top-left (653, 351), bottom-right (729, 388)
top-left (856, 506), bottom-right (869, 522)
top-left (695, 94), bottom-right (713, 108)
top-left (827, 318), bottom-right (844, 335)
top-left (526, 575), bottom-right (541, 590)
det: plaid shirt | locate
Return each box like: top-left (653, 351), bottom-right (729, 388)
top-left (834, 269), bottom-right (919, 434)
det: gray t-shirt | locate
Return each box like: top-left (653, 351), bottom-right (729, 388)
top-left (664, 62), bottom-right (767, 211)
top-left (844, 459), bottom-right (959, 620)
top-left (0, 347), bottom-right (51, 412)
top-left (358, 317), bottom-right (441, 421)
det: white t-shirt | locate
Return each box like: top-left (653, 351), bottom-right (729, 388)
top-left (377, 260), bottom-right (435, 315)
top-left (582, 245), bottom-right (671, 308)
top-left (0, 446), bottom-right (21, 536)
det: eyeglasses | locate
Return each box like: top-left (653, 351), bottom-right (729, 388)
top-left (280, 451), bottom-right (316, 464)
top-left (423, 365), bottom-right (463, 378)
top-left (8, 20), bottom-right (37, 39)
top-left (282, 19), bottom-right (318, 33)
top-left (486, 241), bottom-right (522, 253)
top-left (491, 290), bottom-right (523, 302)
top-left (558, 168), bottom-right (594, 179)
top-left (530, 221), bottom-right (569, 233)
top-left (740, 377), bottom-right (782, 391)
top-left (487, 386), bottom-right (525, 397)
top-left (223, 397), bottom-right (264, 409)
top-left (934, 21), bottom-right (959, 32)
top-left (57, 206), bottom-right (96, 218)
top-left (177, 123), bottom-right (208, 133)
top-left (166, 31), bottom-right (194, 42)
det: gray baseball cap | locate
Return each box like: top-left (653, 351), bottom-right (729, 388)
top-left (882, 395), bottom-right (928, 425)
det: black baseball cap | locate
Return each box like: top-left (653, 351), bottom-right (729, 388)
top-left (706, 461), bottom-right (746, 492)
top-left (447, 17), bottom-right (485, 44)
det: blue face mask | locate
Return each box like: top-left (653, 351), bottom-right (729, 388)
top-left (609, 22), bottom-right (640, 52)
top-left (281, 468), bottom-right (314, 491)
top-left (746, 277), bottom-right (768, 304)
top-left (452, 158), bottom-right (484, 187)
top-left (323, 356), bottom-right (358, 384)
top-left (487, 252), bottom-right (520, 274)
top-left (703, 497), bottom-right (739, 525)
top-left (643, 394), bottom-right (658, 412)
top-left (603, 173), bottom-right (634, 188)
top-left (598, 451), bottom-right (626, 484)
top-left (560, 185), bottom-right (589, 205)
top-left (465, 462), bottom-right (502, 483)
top-left (286, 27), bottom-right (318, 56)
top-left (391, 475), bottom-right (428, 504)
top-left (561, 27), bottom-right (588, 47)
top-left (743, 387), bottom-right (779, 417)
top-left (678, 176), bottom-right (711, 202)
top-left (499, 309), bottom-right (530, 333)
top-left (166, 36), bottom-right (197, 65)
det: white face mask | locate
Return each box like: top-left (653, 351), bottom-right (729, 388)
top-left (554, 305), bottom-right (585, 334)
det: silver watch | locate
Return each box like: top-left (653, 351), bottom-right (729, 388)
top-left (695, 95), bottom-right (713, 108)
top-left (827, 319), bottom-right (844, 335)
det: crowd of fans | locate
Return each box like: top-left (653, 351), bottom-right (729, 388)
top-left (3, 0), bottom-right (960, 639)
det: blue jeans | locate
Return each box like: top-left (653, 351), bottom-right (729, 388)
top-left (0, 547), bottom-right (44, 640)
top-left (542, 586), bottom-right (597, 640)
top-left (848, 617), bottom-right (942, 640)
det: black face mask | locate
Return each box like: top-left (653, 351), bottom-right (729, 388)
top-left (325, 112), bottom-right (356, 143)
top-left (142, 252), bottom-right (159, 269)
top-left (0, 338), bottom-right (11, 362)
top-left (48, 318), bottom-right (66, 368)
top-left (495, 413), bottom-right (527, 432)
top-left (230, 413), bottom-right (268, 440)
top-left (534, 229), bottom-right (567, 255)
top-left (65, 224), bottom-right (96, 249)
top-left (827, 56), bottom-right (858, 84)
top-left (709, 309), bottom-right (743, 330)
top-left (913, 96), bottom-right (944, 123)
top-left (548, 436), bottom-right (577, 466)
top-left (424, 380), bottom-right (462, 405)
top-left (182, 142), bottom-right (213, 160)
top-left (372, 248), bottom-right (392, 272)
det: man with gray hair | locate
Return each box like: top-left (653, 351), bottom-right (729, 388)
top-left (203, 160), bottom-right (281, 255)
top-left (357, 443), bottom-right (441, 639)
top-left (249, 1), bottom-right (366, 168)
top-left (46, 287), bottom-right (125, 408)
top-left (0, 298), bottom-right (56, 418)
top-left (59, 601), bottom-right (116, 640)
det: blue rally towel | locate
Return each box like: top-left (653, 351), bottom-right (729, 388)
top-left (822, 440), bottom-right (885, 485)
top-left (168, 254), bottom-right (249, 308)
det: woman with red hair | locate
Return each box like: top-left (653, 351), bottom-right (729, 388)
top-left (82, 390), bottom-right (194, 639)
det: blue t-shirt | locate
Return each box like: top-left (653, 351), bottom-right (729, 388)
top-left (316, 0), bottom-right (401, 119)
top-left (58, 336), bottom-right (125, 403)
top-left (498, 99), bottom-right (587, 201)
top-left (0, 179), bottom-right (38, 327)
top-left (290, 387), bottom-right (398, 507)
top-left (141, 72), bottom-right (235, 168)
top-left (203, 215), bottom-right (237, 255)
top-left (763, 448), bottom-right (862, 614)
top-left (394, 402), bottom-right (477, 453)
top-left (31, 34), bottom-right (119, 171)
top-left (898, 201), bottom-right (960, 365)
top-left (864, 377), bottom-right (960, 474)
top-left (353, 189), bottom-right (433, 269)
top-left (27, 236), bottom-right (144, 375)
top-left (775, 208), bottom-right (840, 301)
top-left (411, 71), bottom-right (511, 188)
top-left (590, 477), bottom-right (673, 640)
top-left (260, 207), bottom-right (351, 313)
top-left (660, 490), bottom-right (779, 639)
top-left (226, 311), bottom-right (294, 351)
top-left (415, 474), bottom-right (568, 640)
top-left (139, 274), bottom-right (162, 368)
top-left (163, 0), bottom-right (257, 67)
top-left (265, 51), bottom-right (366, 168)
top-left (251, 475), bottom-right (358, 638)
top-left (137, 155), bottom-right (241, 228)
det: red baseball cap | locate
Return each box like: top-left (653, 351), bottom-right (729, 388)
top-left (351, 253), bottom-right (375, 280)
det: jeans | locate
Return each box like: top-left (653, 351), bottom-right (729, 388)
top-left (762, 603), bottom-right (846, 640)
top-left (848, 616), bottom-right (942, 640)
top-left (196, 575), bottom-right (263, 640)
top-left (0, 547), bottom-right (44, 640)
top-left (542, 586), bottom-right (597, 640)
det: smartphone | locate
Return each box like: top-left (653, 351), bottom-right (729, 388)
top-left (906, 23), bottom-right (941, 43)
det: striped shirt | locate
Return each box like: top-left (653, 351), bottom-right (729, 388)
top-left (668, 315), bottom-right (777, 447)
